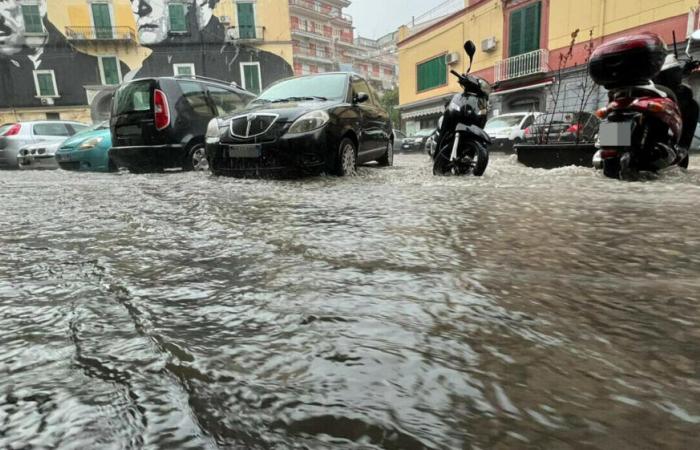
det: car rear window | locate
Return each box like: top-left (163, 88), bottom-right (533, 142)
top-left (114, 80), bottom-right (153, 115)
top-left (33, 123), bottom-right (71, 136)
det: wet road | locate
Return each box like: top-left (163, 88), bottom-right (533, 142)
top-left (1, 154), bottom-right (700, 449)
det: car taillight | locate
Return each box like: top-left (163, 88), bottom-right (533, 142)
top-left (566, 124), bottom-right (581, 134)
top-left (154, 89), bottom-right (170, 131)
top-left (2, 124), bottom-right (21, 136)
top-left (601, 149), bottom-right (619, 158)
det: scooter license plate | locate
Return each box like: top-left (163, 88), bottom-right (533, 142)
top-left (599, 121), bottom-right (632, 147)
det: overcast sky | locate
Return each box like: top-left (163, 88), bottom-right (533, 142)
top-left (346, 0), bottom-right (461, 39)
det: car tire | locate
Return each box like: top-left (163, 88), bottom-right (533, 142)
top-left (183, 144), bottom-right (209, 172)
top-left (377, 140), bottom-right (393, 167)
top-left (334, 138), bottom-right (357, 176)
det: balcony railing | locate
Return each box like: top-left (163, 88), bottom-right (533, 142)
top-left (289, 0), bottom-right (351, 23)
top-left (494, 49), bottom-right (549, 83)
top-left (294, 46), bottom-right (333, 61)
top-left (226, 26), bottom-right (265, 41)
top-left (291, 24), bottom-right (332, 41)
top-left (65, 26), bottom-right (136, 42)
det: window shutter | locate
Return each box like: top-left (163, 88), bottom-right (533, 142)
top-left (102, 57), bottom-right (120, 85)
top-left (522, 2), bottom-right (541, 54)
top-left (509, 8), bottom-right (523, 57)
top-left (38, 74), bottom-right (55, 96)
top-left (417, 55), bottom-right (446, 92)
top-left (22, 5), bottom-right (43, 34)
top-left (169, 4), bottom-right (187, 32)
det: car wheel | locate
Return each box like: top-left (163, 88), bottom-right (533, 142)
top-left (377, 140), bottom-right (393, 167)
top-left (184, 144), bottom-right (209, 172)
top-left (335, 138), bottom-right (357, 176)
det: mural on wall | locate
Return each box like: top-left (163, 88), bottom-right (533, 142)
top-left (128, 0), bottom-right (293, 89)
top-left (0, 0), bottom-right (130, 109)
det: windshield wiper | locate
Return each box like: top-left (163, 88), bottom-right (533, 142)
top-left (251, 98), bottom-right (272, 104)
top-left (268, 96), bottom-right (328, 103)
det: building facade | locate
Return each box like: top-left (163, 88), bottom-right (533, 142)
top-left (288, 0), bottom-right (397, 94)
top-left (397, 0), bottom-right (700, 135)
top-left (0, 0), bottom-right (294, 124)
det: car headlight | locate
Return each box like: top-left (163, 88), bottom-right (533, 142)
top-left (287, 110), bottom-right (329, 135)
top-left (206, 118), bottom-right (221, 144)
top-left (79, 137), bottom-right (104, 150)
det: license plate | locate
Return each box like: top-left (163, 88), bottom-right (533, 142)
top-left (599, 121), bottom-right (632, 147)
top-left (56, 153), bottom-right (71, 161)
top-left (228, 144), bottom-right (261, 158)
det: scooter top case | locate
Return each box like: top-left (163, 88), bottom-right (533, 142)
top-left (589, 32), bottom-right (667, 88)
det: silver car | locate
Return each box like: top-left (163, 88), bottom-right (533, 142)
top-left (17, 141), bottom-right (62, 170)
top-left (0, 121), bottom-right (89, 169)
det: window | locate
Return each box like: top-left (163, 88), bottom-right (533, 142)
top-left (177, 81), bottom-right (213, 116)
top-left (241, 62), bottom-right (262, 94)
top-left (99, 56), bottom-right (121, 85)
top-left (114, 80), bottom-right (152, 115)
top-left (207, 86), bottom-right (245, 115)
top-left (168, 3), bottom-right (187, 33)
top-left (33, 70), bottom-right (58, 97)
top-left (509, 1), bottom-right (541, 57)
top-left (236, 2), bottom-right (256, 39)
top-left (33, 123), bottom-right (71, 137)
top-left (21, 5), bottom-right (43, 34)
top-left (91, 3), bottom-right (113, 39)
top-left (417, 55), bottom-right (447, 92)
top-left (351, 77), bottom-right (371, 101)
top-left (45, 112), bottom-right (60, 120)
top-left (174, 63), bottom-right (196, 76)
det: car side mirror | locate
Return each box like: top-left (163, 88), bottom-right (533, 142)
top-left (354, 92), bottom-right (369, 104)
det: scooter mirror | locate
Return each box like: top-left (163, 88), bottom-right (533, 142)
top-left (691, 30), bottom-right (700, 42)
top-left (464, 40), bottom-right (476, 73)
top-left (687, 30), bottom-right (700, 56)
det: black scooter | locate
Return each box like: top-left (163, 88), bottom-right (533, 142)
top-left (432, 40), bottom-right (492, 176)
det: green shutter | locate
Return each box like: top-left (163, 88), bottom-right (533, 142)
top-left (37, 73), bottom-right (55, 96)
top-left (243, 64), bottom-right (261, 94)
top-left (509, 8), bottom-right (523, 57)
top-left (101, 57), bottom-right (120, 85)
top-left (22, 5), bottom-right (43, 34)
top-left (169, 4), bottom-right (187, 32)
top-left (237, 3), bottom-right (256, 39)
top-left (510, 2), bottom-right (541, 57)
top-left (92, 3), bottom-right (112, 39)
top-left (417, 55), bottom-right (446, 92)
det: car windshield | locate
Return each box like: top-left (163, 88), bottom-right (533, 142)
top-left (486, 116), bottom-right (524, 130)
top-left (253, 74), bottom-right (348, 103)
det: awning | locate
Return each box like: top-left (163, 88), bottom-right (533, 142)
top-left (491, 80), bottom-right (553, 96)
top-left (401, 105), bottom-right (444, 120)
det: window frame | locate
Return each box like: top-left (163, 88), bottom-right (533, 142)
top-left (98, 55), bottom-right (123, 86)
top-left (508, 1), bottom-right (542, 58)
top-left (89, 1), bottom-right (115, 39)
top-left (21, 3), bottom-right (45, 35)
top-left (173, 63), bottom-right (196, 77)
top-left (33, 70), bottom-right (59, 98)
top-left (235, 1), bottom-right (258, 39)
top-left (168, 2), bottom-right (188, 34)
top-left (416, 53), bottom-right (448, 93)
top-left (240, 62), bottom-right (262, 94)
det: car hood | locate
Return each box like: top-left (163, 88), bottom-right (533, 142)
top-left (226, 99), bottom-right (341, 123)
top-left (23, 141), bottom-right (61, 151)
top-left (58, 129), bottom-right (111, 151)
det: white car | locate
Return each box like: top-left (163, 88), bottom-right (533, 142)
top-left (484, 112), bottom-right (541, 151)
top-left (0, 121), bottom-right (89, 169)
top-left (17, 141), bottom-right (62, 170)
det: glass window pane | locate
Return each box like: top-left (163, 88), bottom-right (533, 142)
top-left (37, 73), bottom-right (56, 96)
top-left (33, 123), bottom-right (70, 136)
top-left (101, 57), bottom-right (120, 85)
top-left (114, 80), bottom-right (153, 115)
top-left (169, 4), bottom-right (187, 32)
top-left (22, 5), bottom-right (43, 33)
top-left (176, 65), bottom-right (193, 76)
top-left (207, 86), bottom-right (244, 115)
top-left (177, 81), bottom-right (212, 116)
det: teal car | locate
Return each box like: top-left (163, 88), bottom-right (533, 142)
top-left (55, 122), bottom-right (115, 172)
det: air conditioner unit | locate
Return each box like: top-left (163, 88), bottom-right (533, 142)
top-left (446, 52), bottom-right (460, 65)
top-left (219, 15), bottom-right (231, 25)
top-left (40, 98), bottom-right (54, 106)
top-left (482, 36), bottom-right (497, 52)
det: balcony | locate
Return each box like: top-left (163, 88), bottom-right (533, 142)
top-left (65, 26), bottom-right (136, 42)
top-left (291, 24), bottom-right (332, 42)
top-left (226, 26), bottom-right (265, 42)
top-left (294, 46), bottom-right (334, 64)
top-left (494, 49), bottom-right (549, 83)
top-left (289, 0), bottom-right (337, 20)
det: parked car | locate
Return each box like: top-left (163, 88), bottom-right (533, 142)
top-left (401, 128), bottom-right (436, 152)
top-left (110, 75), bottom-right (255, 173)
top-left (55, 122), bottom-right (115, 172)
top-left (206, 72), bottom-right (393, 177)
top-left (17, 141), bottom-right (62, 170)
top-left (524, 112), bottom-right (600, 144)
top-left (393, 129), bottom-right (407, 148)
top-left (0, 121), bottom-right (89, 169)
top-left (485, 112), bottom-right (541, 151)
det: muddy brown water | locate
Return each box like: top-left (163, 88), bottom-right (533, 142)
top-left (1, 154), bottom-right (700, 449)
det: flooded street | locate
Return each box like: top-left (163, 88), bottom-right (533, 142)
top-left (1, 153), bottom-right (700, 449)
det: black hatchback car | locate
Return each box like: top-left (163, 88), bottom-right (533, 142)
top-left (110, 76), bottom-right (255, 173)
top-left (206, 72), bottom-right (393, 177)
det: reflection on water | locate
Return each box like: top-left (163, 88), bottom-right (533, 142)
top-left (1, 154), bottom-right (700, 449)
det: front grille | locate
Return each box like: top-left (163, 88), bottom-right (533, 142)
top-left (230, 113), bottom-right (278, 138)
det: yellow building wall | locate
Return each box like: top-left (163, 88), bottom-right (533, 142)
top-left (398, 0), bottom-right (502, 106)
top-left (549, 0), bottom-right (698, 50)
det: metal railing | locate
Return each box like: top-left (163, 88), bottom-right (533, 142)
top-left (65, 26), bottom-right (136, 42)
top-left (494, 49), bottom-right (549, 82)
top-left (291, 24), bottom-right (332, 40)
top-left (289, 0), bottom-right (351, 22)
top-left (294, 46), bottom-right (333, 60)
top-left (226, 26), bottom-right (265, 41)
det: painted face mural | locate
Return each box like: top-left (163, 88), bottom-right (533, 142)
top-left (0, 0), bottom-right (47, 56)
top-left (195, 0), bottom-right (218, 30)
top-left (130, 0), bottom-right (169, 45)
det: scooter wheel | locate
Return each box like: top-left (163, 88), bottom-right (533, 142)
top-left (602, 158), bottom-right (620, 179)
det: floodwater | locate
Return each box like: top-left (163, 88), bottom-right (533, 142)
top-left (1, 154), bottom-right (700, 449)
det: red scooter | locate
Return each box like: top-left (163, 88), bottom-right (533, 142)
top-left (590, 32), bottom-right (699, 180)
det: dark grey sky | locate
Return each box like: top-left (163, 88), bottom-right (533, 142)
top-left (346, 0), bottom-right (462, 39)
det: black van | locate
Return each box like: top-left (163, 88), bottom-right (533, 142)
top-left (110, 76), bottom-right (255, 173)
